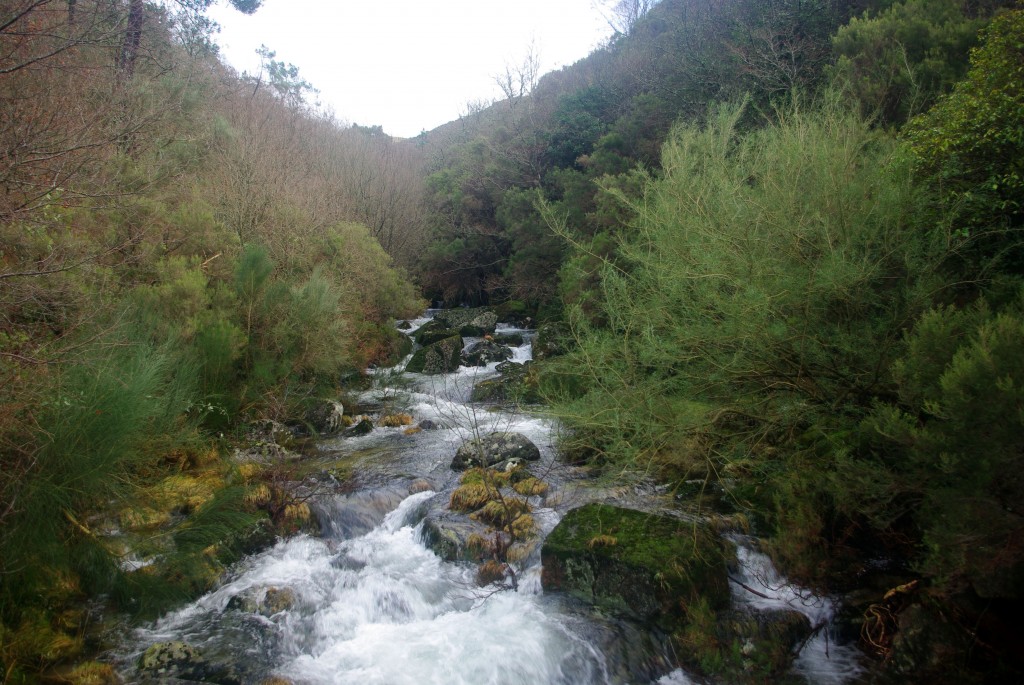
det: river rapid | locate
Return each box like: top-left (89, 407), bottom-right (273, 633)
top-left (114, 315), bottom-right (865, 684)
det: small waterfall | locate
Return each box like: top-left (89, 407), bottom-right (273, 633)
top-left (728, 536), bottom-right (865, 684)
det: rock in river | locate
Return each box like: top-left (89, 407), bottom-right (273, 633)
top-left (462, 339), bottom-right (513, 367)
top-left (450, 432), bottom-right (541, 470)
top-left (405, 334), bottom-right (463, 374)
top-left (541, 503), bottom-right (731, 627)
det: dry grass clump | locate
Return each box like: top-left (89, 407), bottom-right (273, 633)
top-left (512, 476), bottom-right (548, 496)
top-left (449, 482), bottom-right (491, 512)
top-left (509, 513), bottom-right (536, 539)
top-left (587, 534), bottom-right (618, 549)
top-left (472, 498), bottom-right (531, 526)
top-left (378, 413), bottom-right (414, 427)
top-left (476, 559), bottom-right (506, 585)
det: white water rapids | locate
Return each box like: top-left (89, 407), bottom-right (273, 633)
top-left (115, 315), bottom-right (865, 684)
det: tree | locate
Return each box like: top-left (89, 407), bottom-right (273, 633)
top-left (119, 0), bottom-right (263, 78)
top-left (831, 0), bottom-right (1003, 125)
top-left (904, 6), bottom-right (1024, 261)
top-left (594, 0), bottom-right (661, 36)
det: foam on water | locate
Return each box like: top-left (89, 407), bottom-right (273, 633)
top-left (118, 319), bottom-right (864, 685)
top-left (729, 536), bottom-right (865, 684)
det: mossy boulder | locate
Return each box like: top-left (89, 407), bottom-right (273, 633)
top-left (458, 324), bottom-right (489, 337)
top-left (493, 332), bottom-right (525, 347)
top-left (471, 361), bottom-right (540, 404)
top-left (494, 300), bottom-right (534, 326)
top-left (138, 641), bottom-right (239, 684)
top-left (415, 325), bottom-right (461, 347)
top-left (704, 608), bottom-right (813, 679)
top-left (433, 307), bottom-right (498, 334)
top-left (541, 504), bottom-right (731, 627)
top-left (462, 340), bottom-right (513, 367)
top-left (405, 334), bottom-right (463, 374)
top-left (342, 418), bottom-right (374, 437)
top-left (304, 400), bottom-right (345, 435)
top-left (533, 321), bottom-right (572, 361)
top-left (451, 432), bottom-right (541, 470)
top-left (420, 512), bottom-right (495, 562)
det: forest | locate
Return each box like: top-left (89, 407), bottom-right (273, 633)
top-left (1, 0), bottom-right (1022, 683)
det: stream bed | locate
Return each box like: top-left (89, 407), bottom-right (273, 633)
top-left (114, 315), bottom-right (866, 684)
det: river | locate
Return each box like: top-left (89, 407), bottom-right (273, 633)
top-left (114, 314), bottom-right (865, 684)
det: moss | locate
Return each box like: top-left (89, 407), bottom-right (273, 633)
top-left (459, 467), bottom-right (510, 489)
top-left (541, 503), bottom-right (730, 628)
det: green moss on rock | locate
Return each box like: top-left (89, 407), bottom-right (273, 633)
top-left (405, 335), bottom-right (463, 374)
top-left (541, 503), bottom-right (730, 628)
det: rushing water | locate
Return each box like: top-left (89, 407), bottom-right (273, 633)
top-left (114, 315), bottom-right (865, 684)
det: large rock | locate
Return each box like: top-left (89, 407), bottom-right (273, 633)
top-left (405, 334), bottom-right (463, 374)
top-left (492, 332), bottom-right (525, 347)
top-left (451, 432), bottom-right (541, 470)
top-left (420, 511), bottom-right (497, 562)
top-left (433, 307), bottom-right (498, 335)
top-left (541, 503), bottom-right (730, 627)
top-left (414, 320), bottom-right (460, 347)
top-left (470, 361), bottom-right (540, 404)
top-left (707, 608), bottom-right (813, 678)
top-left (533, 321), bottom-right (571, 361)
top-left (304, 400), bottom-right (344, 435)
top-left (138, 641), bottom-right (239, 684)
top-left (462, 340), bottom-right (513, 367)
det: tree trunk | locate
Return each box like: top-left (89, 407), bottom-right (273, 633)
top-left (118, 0), bottom-right (144, 78)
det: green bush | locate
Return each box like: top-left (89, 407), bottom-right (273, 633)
top-left (866, 298), bottom-right (1024, 597)
top-left (546, 94), bottom-right (946, 579)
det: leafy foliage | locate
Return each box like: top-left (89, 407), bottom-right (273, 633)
top-left (904, 6), bottom-right (1024, 269)
top-left (545, 96), bottom-right (947, 580)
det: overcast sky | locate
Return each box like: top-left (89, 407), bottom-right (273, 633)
top-left (206, 0), bottom-right (614, 138)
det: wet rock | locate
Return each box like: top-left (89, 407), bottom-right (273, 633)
top-left (711, 608), bottom-right (813, 678)
top-left (493, 332), bottom-right (525, 347)
top-left (420, 512), bottom-right (497, 562)
top-left (304, 400), bottom-right (345, 435)
top-left (260, 587), bottom-right (295, 616)
top-left (415, 325), bottom-right (461, 347)
top-left (533, 321), bottom-right (571, 361)
top-left (450, 432), bottom-right (541, 470)
top-left (458, 324), bottom-right (490, 337)
top-left (343, 418), bottom-right (374, 437)
top-left (461, 340), bottom-right (513, 367)
top-left (418, 419), bottom-right (441, 430)
top-left (541, 503), bottom-right (731, 626)
top-left (471, 361), bottom-right (540, 404)
top-left (405, 335), bottom-right (463, 374)
top-left (397, 320), bottom-right (412, 330)
top-left (138, 641), bottom-right (239, 684)
top-left (433, 307), bottom-right (498, 335)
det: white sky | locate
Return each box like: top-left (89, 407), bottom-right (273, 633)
top-left (206, 0), bottom-right (613, 138)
